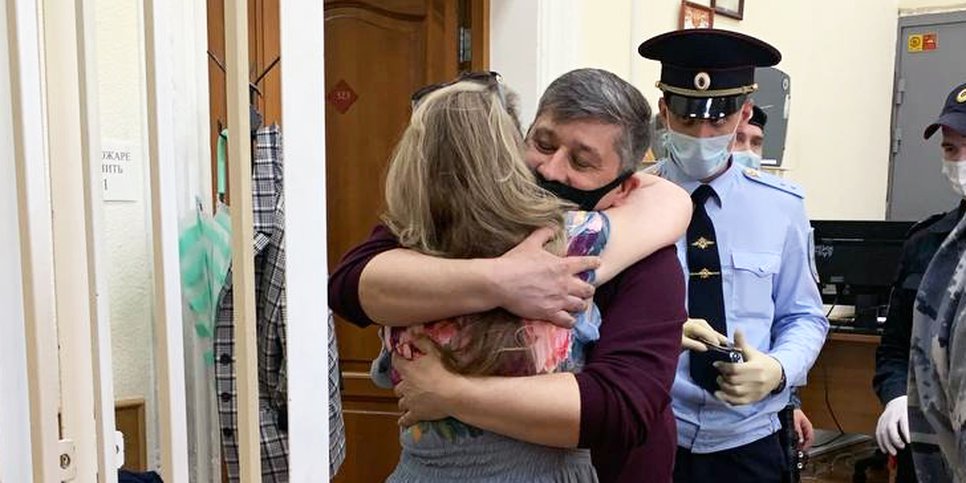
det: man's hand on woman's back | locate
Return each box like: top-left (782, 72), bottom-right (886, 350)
top-left (489, 227), bottom-right (599, 328)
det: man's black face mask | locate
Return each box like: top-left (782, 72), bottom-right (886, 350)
top-left (535, 171), bottom-right (633, 211)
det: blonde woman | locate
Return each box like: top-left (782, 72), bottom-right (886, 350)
top-left (374, 73), bottom-right (689, 482)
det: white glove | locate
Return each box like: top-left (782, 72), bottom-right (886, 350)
top-left (681, 318), bottom-right (728, 352)
top-left (714, 331), bottom-right (784, 405)
top-left (875, 395), bottom-right (909, 455)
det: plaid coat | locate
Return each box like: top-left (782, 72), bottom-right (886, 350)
top-left (215, 125), bottom-right (346, 481)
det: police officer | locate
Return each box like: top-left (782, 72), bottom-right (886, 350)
top-left (873, 81), bottom-right (966, 482)
top-left (732, 105), bottom-right (767, 169)
top-left (639, 29), bottom-right (829, 482)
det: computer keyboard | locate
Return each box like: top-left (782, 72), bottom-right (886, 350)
top-left (829, 323), bottom-right (884, 336)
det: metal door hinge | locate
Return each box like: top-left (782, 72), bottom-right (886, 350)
top-left (896, 78), bottom-right (906, 106)
top-left (57, 439), bottom-right (76, 481)
top-left (459, 26), bottom-right (472, 64)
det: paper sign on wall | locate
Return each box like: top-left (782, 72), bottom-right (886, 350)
top-left (101, 141), bottom-right (142, 202)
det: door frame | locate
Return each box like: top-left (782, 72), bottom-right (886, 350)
top-left (44, 0), bottom-right (119, 479)
top-left (3, 0), bottom-right (60, 480)
top-left (469, 0), bottom-right (490, 71)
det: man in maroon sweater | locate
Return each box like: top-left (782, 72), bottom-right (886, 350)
top-left (329, 69), bottom-right (687, 482)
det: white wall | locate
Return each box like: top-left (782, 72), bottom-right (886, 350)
top-left (490, 0), bottom-right (580, 128)
top-left (577, 0), bottom-right (635, 80)
top-left (491, 0), bottom-right (966, 220)
top-left (95, 0), bottom-right (160, 467)
top-left (899, 0), bottom-right (966, 13)
top-left (490, 1), bottom-right (541, 126)
top-left (626, 0), bottom-right (901, 220)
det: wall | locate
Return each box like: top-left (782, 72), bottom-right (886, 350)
top-left (899, 0), bottom-right (966, 13)
top-left (95, 0), bottom-right (160, 468)
top-left (491, 0), bottom-right (966, 220)
top-left (489, 0), bottom-right (544, 127)
top-left (625, 0), bottom-right (901, 220)
top-left (577, 0), bottom-right (635, 80)
top-left (490, 0), bottom-right (580, 127)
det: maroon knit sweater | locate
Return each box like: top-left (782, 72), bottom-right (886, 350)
top-left (328, 225), bottom-right (686, 483)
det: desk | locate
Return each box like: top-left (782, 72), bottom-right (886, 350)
top-left (799, 331), bottom-right (884, 436)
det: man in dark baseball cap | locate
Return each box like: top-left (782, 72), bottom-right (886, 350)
top-left (873, 81), bottom-right (966, 483)
top-left (903, 80), bottom-right (966, 483)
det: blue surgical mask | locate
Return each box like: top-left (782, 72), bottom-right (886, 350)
top-left (731, 150), bottom-right (763, 170)
top-left (664, 121), bottom-right (737, 181)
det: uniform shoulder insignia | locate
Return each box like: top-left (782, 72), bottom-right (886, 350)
top-left (907, 212), bottom-right (946, 237)
top-left (741, 167), bottom-right (804, 199)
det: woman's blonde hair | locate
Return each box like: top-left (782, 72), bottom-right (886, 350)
top-left (383, 79), bottom-right (568, 375)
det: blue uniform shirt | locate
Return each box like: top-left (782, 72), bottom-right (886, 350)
top-left (653, 159), bottom-right (829, 453)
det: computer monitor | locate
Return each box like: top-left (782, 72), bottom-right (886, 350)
top-left (810, 220), bottom-right (915, 327)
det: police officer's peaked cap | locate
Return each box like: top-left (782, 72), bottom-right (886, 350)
top-left (749, 105), bottom-right (767, 130)
top-left (638, 29), bottom-right (781, 119)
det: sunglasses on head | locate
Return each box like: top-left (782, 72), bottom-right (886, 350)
top-left (410, 71), bottom-right (507, 109)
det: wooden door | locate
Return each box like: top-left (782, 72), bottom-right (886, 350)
top-left (208, 1), bottom-right (487, 480)
top-left (325, 1), bottom-right (486, 481)
top-left (325, 1), bottom-right (453, 481)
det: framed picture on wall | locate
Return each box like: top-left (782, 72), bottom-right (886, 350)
top-left (680, 2), bottom-right (714, 30)
top-left (714, 0), bottom-right (745, 20)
